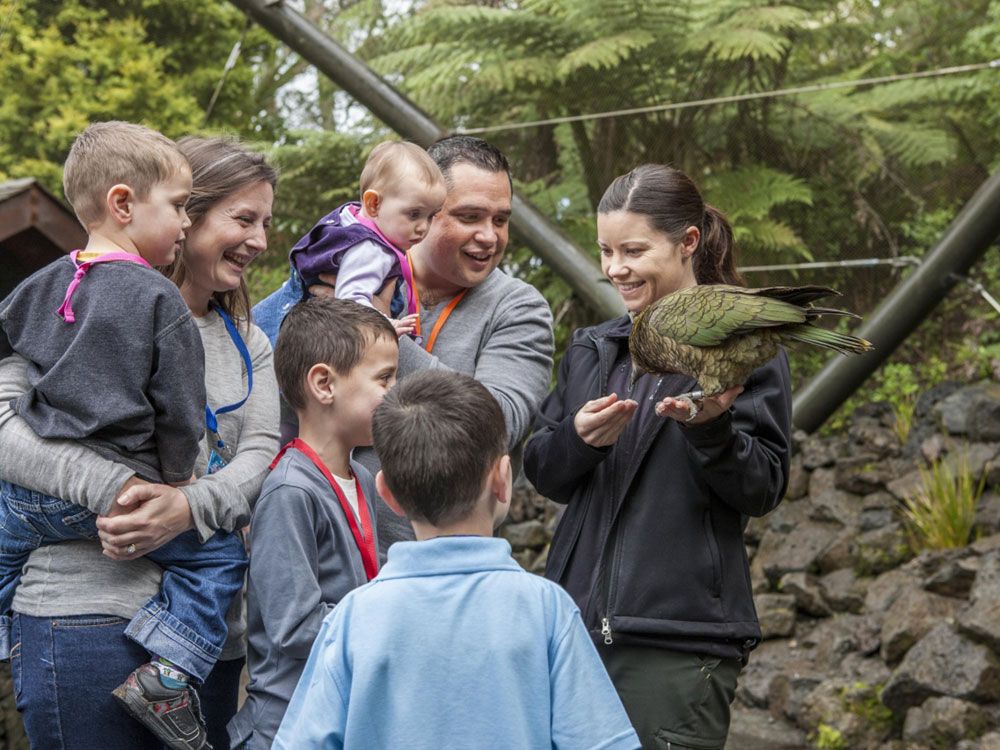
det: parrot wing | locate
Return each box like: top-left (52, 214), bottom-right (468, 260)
top-left (647, 285), bottom-right (808, 347)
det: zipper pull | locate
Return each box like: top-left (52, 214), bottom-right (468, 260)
top-left (601, 617), bottom-right (613, 645)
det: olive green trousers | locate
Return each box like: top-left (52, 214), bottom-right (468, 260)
top-left (599, 643), bottom-right (742, 750)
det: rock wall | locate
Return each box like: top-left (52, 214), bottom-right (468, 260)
top-left (499, 379), bottom-right (1000, 749)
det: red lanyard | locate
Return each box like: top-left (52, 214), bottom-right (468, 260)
top-left (407, 252), bottom-right (468, 354)
top-left (269, 439), bottom-right (379, 581)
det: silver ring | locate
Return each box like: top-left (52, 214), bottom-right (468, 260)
top-left (126, 543), bottom-right (136, 555)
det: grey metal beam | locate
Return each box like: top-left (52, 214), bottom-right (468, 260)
top-left (229, 0), bottom-right (625, 319)
top-left (793, 167), bottom-right (1000, 433)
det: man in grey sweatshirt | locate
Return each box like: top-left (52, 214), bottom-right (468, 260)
top-left (255, 135), bottom-right (555, 556)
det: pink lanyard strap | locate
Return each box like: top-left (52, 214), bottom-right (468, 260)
top-left (348, 206), bottom-right (418, 315)
top-left (57, 250), bottom-right (152, 323)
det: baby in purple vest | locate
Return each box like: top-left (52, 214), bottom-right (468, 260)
top-left (292, 140), bottom-right (446, 334)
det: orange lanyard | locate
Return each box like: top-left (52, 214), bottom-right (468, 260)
top-left (408, 252), bottom-right (468, 354)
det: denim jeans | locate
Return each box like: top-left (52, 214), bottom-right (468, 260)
top-left (0, 481), bottom-right (247, 681)
top-left (10, 612), bottom-right (243, 750)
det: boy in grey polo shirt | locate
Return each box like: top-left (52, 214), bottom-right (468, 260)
top-left (229, 298), bottom-right (398, 749)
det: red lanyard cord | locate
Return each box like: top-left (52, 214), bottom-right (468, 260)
top-left (269, 439), bottom-right (379, 581)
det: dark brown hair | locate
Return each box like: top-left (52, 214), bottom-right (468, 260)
top-left (597, 164), bottom-right (744, 286)
top-left (372, 370), bottom-right (507, 526)
top-left (164, 136), bottom-right (279, 327)
top-left (427, 134), bottom-right (512, 190)
top-left (274, 297), bottom-right (397, 412)
top-left (63, 121), bottom-right (187, 227)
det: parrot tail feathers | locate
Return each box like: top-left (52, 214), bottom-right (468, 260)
top-left (783, 323), bottom-right (874, 355)
top-left (805, 306), bottom-right (862, 320)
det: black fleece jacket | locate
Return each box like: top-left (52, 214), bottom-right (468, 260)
top-left (524, 315), bottom-right (792, 659)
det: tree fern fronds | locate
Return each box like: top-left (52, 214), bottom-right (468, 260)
top-left (864, 116), bottom-right (956, 167)
top-left (684, 4), bottom-right (813, 62)
top-left (556, 31), bottom-right (656, 78)
top-left (733, 218), bottom-right (813, 259)
top-left (705, 166), bottom-right (813, 220)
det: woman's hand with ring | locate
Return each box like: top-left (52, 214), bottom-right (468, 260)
top-left (96, 483), bottom-right (194, 560)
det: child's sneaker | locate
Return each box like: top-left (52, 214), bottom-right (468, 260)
top-left (111, 663), bottom-right (212, 750)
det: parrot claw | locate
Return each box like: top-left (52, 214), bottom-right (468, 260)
top-left (673, 391), bottom-right (704, 422)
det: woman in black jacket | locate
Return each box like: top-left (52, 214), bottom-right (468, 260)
top-left (524, 164), bottom-right (792, 749)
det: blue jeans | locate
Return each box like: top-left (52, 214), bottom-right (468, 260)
top-left (10, 612), bottom-right (243, 749)
top-left (0, 481), bottom-right (247, 681)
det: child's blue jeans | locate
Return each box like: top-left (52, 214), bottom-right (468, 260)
top-left (0, 481), bottom-right (247, 683)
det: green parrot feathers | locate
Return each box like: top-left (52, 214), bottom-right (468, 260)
top-left (635, 284), bottom-right (872, 352)
top-left (629, 284), bottom-right (873, 396)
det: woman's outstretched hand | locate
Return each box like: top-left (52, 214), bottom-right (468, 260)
top-left (96, 482), bottom-right (195, 560)
top-left (655, 385), bottom-right (743, 425)
top-left (574, 393), bottom-right (638, 447)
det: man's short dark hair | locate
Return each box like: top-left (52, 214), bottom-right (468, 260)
top-left (427, 135), bottom-right (512, 188)
top-left (274, 297), bottom-right (397, 411)
top-left (373, 370), bottom-right (507, 526)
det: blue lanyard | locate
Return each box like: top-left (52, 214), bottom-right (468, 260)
top-left (205, 302), bottom-right (253, 436)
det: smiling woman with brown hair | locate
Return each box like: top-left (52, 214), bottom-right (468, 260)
top-left (525, 164), bottom-right (793, 750)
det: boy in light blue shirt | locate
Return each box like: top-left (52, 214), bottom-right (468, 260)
top-left (273, 370), bottom-right (640, 750)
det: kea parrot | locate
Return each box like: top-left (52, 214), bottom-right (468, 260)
top-left (629, 284), bottom-right (873, 420)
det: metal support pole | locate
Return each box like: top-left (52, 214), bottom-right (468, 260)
top-left (229, 0), bottom-right (625, 319)
top-left (792, 168), bottom-right (1000, 432)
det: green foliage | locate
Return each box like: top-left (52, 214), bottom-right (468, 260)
top-left (262, 129), bottom-right (369, 252)
top-left (0, 0), bottom-right (281, 196)
top-left (812, 352), bottom-right (948, 438)
top-left (813, 723), bottom-right (847, 750)
top-left (901, 453), bottom-right (985, 551)
top-left (842, 682), bottom-right (896, 735)
top-left (704, 166), bottom-right (814, 260)
top-left (879, 362), bottom-right (931, 442)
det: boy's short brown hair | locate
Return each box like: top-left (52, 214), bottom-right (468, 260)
top-left (274, 297), bottom-right (397, 412)
top-left (63, 121), bottom-right (188, 227)
top-left (372, 370), bottom-right (508, 526)
top-left (359, 141), bottom-right (443, 196)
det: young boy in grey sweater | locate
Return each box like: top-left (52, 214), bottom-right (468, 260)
top-left (0, 121), bottom-right (247, 750)
top-left (229, 297), bottom-right (397, 749)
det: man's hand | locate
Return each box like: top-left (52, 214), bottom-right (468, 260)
top-left (307, 272), bottom-right (338, 298)
top-left (573, 394), bottom-right (638, 447)
top-left (307, 274), bottom-right (402, 321)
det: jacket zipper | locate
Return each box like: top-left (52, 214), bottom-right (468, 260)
top-left (601, 511), bottom-right (627, 645)
top-left (584, 331), bottom-right (617, 643)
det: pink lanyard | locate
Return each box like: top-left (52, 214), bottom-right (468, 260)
top-left (348, 206), bottom-right (418, 315)
top-left (57, 250), bottom-right (151, 323)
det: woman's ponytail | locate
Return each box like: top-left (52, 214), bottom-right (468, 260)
top-left (697, 204), bottom-right (743, 286)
